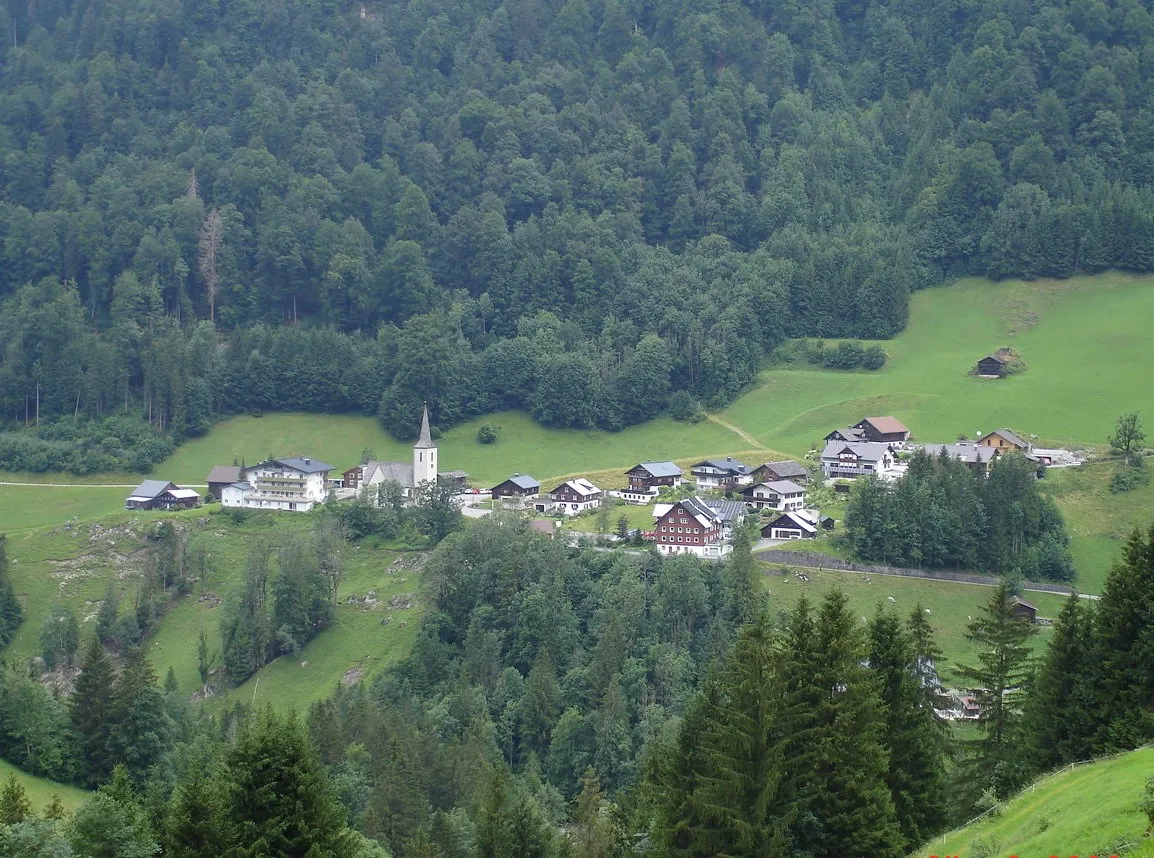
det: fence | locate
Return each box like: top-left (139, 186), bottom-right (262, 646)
top-left (753, 549), bottom-right (1075, 595)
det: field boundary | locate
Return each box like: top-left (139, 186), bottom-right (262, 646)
top-left (755, 549), bottom-right (1076, 596)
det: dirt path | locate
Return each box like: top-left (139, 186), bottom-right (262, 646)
top-left (705, 413), bottom-right (766, 450)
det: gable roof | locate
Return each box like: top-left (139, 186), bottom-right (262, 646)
top-left (206, 465), bottom-right (241, 485)
top-left (1010, 595), bottom-right (1037, 611)
top-left (628, 461), bottom-right (682, 478)
top-left (820, 441), bottom-right (894, 463)
top-left (550, 478), bottom-right (600, 497)
top-left (364, 461), bottom-right (415, 487)
top-left (763, 509), bottom-right (819, 534)
top-left (165, 488), bottom-right (200, 500)
top-left (826, 426), bottom-right (865, 441)
top-left (859, 416), bottom-right (909, 435)
top-left (129, 480), bottom-right (174, 500)
top-left (747, 479), bottom-right (806, 495)
top-left (757, 460), bottom-right (808, 479)
top-left (705, 499), bottom-right (745, 525)
top-left (414, 404), bottom-right (435, 450)
top-left (926, 443), bottom-right (998, 465)
top-left (257, 457), bottom-right (334, 474)
top-left (982, 352), bottom-right (1009, 364)
top-left (656, 497), bottom-right (720, 529)
top-left (691, 457), bottom-right (750, 475)
top-left (495, 474), bottom-right (540, 491)
top-left (984, 428), bottom-right (1029, 449)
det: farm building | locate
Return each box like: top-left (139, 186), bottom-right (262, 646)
top-left (690, 457), bottom-right (752, 489)
top-left (125, 480), bottom-right (201, 511)
top-left (205, 466), bottom-right (241, 500)
top-left (749, 460), bottom-right (809, 484)
top-left (625, 461), bottom-right (683, 493)
top-left (491, 474), bottom-right (541, 504)
top-left (825, 416), bottom-right (911, 445)
top-left (979, 428), bottom-right (1031, 453)
top-left (760, 509), bottom-right (831, 540)
top-left (1010, 595), bottom-right (1037, 623)
top-left (976, 348), bottom-right (1022, 378)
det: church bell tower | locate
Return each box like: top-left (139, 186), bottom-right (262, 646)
top-left (413, 403), bottom-right (437, 486)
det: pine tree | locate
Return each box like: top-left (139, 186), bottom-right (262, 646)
top-left (226, 708), bottom-right (355, 858)
top-left (0, 772), bottom-right (33, 824)
top-left (571, 769), bottom-right (625, 858)
top-left (778, 592), bottom-right (904, 858)
top-left (108, 646), bottom-right (175, 785)
top-left (71, 636), bottom-right (117, 786)
top-left (163, 755), bottom-right (228, 858)
top-left (473, 766), bottom-right (560, 858)
top-left (519, 649), bottom-right (561, 757)
top-left (867, 609), bottom-right (949, 849)
top-left (42, 793), bottom-right (66, 820)
top-left (956, 581), bottom-right (1036, 797)
top-left (0, 535), bottom-right (22, 646)
top-left (1092, 525), bottom-right (1154, 749)
top-left (723, 527), bottom-right (760, 627)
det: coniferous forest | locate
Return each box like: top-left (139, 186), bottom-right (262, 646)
top-left (3, 0), bottom-right (1154, 464)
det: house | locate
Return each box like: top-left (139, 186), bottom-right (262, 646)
top-left (852, 416), bottom-right (911, 443)
top-left (742, 480), bottom-right (807, 511)
top-left (625, 461), bottom-right (683, 493)
top-left (824, 426), bottom-right (865, 443)
top-left (958, 696), bottom-right (981, 720)
top-left (491, 474), bottom-right (541, 505)
top-left (690, 457), bottom-right (752, 490)
top-left (1010, 595), bottom-right (1037, 624)
top-left (354, 405), bottom-right (444, 500)
top-left (221, 457), bottom-right (334, 511)
top-left (979, 428), bottom-right (1031, 453)
top-left (125, 480), bottom-right (201, 511)
top-left (820, 441), bottom-right (896, 479)
top-left (650, 497), bottom-right (729, 558)
top-left (548, 478), bottom-right (603, 515)
top-left (760, 509), bottom-right (824, 540)
top-left (750, 460), bottom-right (809, 485)
top-left (705, 499), bottom-right (746, 539)
top-left (925, 443), bottom-right (999, 474)
top-left (977, 353), bottom-right (1008, 377)
top-left (205, 466), bottom-right (241, 500)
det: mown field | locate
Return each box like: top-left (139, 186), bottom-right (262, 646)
top-left (912, 745), bottom-right (1154, 858)
top-left (0, 758), bottom-right (88, 814)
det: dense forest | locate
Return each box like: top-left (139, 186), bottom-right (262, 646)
top-left (2, 0), bottom-right (1154, 465)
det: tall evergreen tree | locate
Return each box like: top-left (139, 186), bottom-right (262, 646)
top-left (723, 528), bottom-right (760, 627)
top-left (107, 646), bottom-right (175, 785)
top-left (163, 754), bottom-right (229, 858)
top-left (70, 636), bottom-right (117, 786)
top-left (0, 773), bottom-right (32, 824)
top-left (0, 535), bottom-right (22, 646)
top-left (867, 609), bottom-right (949, 849)
top-left (473, 766), bottom-right (560, 858)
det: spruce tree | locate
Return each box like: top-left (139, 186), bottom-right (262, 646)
top-left (107, 646), bottom-right (175, 785)
top-left (1092, 524), bottom-right (1154, 749)
top-left (867, 609), bottom-right (949, 849)
top-left (70, 636), bottom-right (117, 786)
top-left (956, 581), bottom-right (1036, 797)
top-left (473, 766), bottom-right (560, 858)
top-left (95, 582), bottom-right (119, 646)
top-left (0, 772), bottom-right (32, 824)
top-left (778, 592), bottom-right (904, 858)
top-left (723, 527), bottom-right (760, 626)
top-left (163, 755), bottom-right (228, 858)
top-left (0, 535), bottom-right (22, 646)
top-left (226, 708), bottom-right (355, 858)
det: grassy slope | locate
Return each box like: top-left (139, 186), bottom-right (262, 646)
top-left (913, 745), bottom-right (1154, 858)
top-left (0, 758), bottom-right (88, 814)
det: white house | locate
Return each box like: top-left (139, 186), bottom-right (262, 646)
top-left (547, 478), bottom-right (603, 515)
top-left (742, 479), bottom-right (807, 511)
top-left (221, 456), bottom-right (335, 512)
top-left (759, 509), bottom-right (827, 540)
top-left (689, 457), bottom-right (752, 489)
top-left (820, 441), bottom-right (896, 479)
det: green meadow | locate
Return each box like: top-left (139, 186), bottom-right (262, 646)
top-left (912, 745), bottom-right (1154, 858)
top-left (0, 758), bottom-right (88, 814)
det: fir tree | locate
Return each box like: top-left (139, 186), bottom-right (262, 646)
top-left (42, 793), bottom-right (66, 820)
top-left (107, 646), bottom-right (175, 785)
top-left (867, 609), bottom-right (949, 849)
top-left (95, 582), bottom-right (119, 646)
top-left (723, 527), bottom-right (760, 627)
top-left (163, 754), bottom-right (228, 858)
top-left (519, 649), bottom-right (561, 758)
top-left (473, 766), bottom-right (560, 858)
top-left (956, 582), bottom-right (1036, 798)
top-left (0, 535), bottom-right (22, 646)
top-left (70, 636), bottom-right (117, 786)
top-left (0, 773), bottom-right (33, 824)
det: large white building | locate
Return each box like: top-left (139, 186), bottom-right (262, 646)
top-left (221, 456), bottom-right (335, 512)
top-left (346, 405), bottom-right (445, 501)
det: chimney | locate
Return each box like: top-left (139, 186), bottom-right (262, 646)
top-left (513, 473), bottom-right (520, 477)
top-left (304, 457), bottom-right (310, 464)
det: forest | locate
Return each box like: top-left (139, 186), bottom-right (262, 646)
top-left (5, 516), bottom-right (1154, 857)
top-left (4, 0), bottom-right (1154, 462)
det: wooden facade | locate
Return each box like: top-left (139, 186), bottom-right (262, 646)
top-left (852, 416), bottom-right (910, 443)
top-left (491, 475), bottom-right (540, 499)
top-left (625, 462), bottom-right (682, 492)
top-left (750, 461), bottom-right (809, 484)
top-left (653, 499), bottom-right (722, 556)
top-left (977, 355), bottom-right (1006, 377)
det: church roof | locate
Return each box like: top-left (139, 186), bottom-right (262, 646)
top-left (414, 404), bottom-right (435, 449)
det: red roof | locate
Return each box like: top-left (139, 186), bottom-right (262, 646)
top-left (862, 416), bottom-right (909, 434)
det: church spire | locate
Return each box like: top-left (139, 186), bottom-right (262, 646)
top-left (414, 403), bottom-right (435, 449)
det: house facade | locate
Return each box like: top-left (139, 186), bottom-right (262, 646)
top-left (852, 416), bottom-right (911, 443)
top-left (491, 474), bottom-right (541, 504)
top-left (690, 457), bottom-right (751, 489)
top-left (750, 460), bottom-right (809, 485)
top-left (742, 480), bottom-right (807, 511)
top-left (705, 499), bottom-right (745, 540)
top-left (205, 466), bottom-right (241, 500)
top-left (650, 497), bottom-right (728, 558)
top-left (548, 478), bottom-right (602, 515)
top-left (924, 443), bottom-right (999, 475)
top-left (977, 354), bottom-right (1007, 377)
top-left (625, 461), bottom-right (682, 493)
top-left (979, 428), bottom-right (1031, 453)
top-left (820, 441), bottom-right (896, 479)
top-left (125, 480), bottom-right (201, 511)
top-left (761, 509), bottom-right (822, 540)
top-left (221, 457), bottom-right (334, 511)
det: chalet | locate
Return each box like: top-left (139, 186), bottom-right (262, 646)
top-left (750, 460), bottom-right (809, 485)
top-left (820, 441), bottom-right (896, 479)
top-left (824, 426), bottom-right (865, 443)
top-left (742, 480), bottom-right (807, 511)
top-left (1010, 595), bottom-right (1037, 624)
top-left (979, 428), bottom-right (1031, 453)
top-left (650, 497), bottom-right (728, 558)
top-left (690, 457), bottom-right (752, 490)
top-left (624, 461), bottom-right (683, 493)
top-left (925, 443), bottom-right (999, 475)
top-left (125, 480), bottom-right (201, 511)
top-left (205, 466), bottom-right (241, 500)
top-left (548, 478), bottom-right (603, 515)
top-left (977, 353), bottom-right (1008, 378)
top-left (705, 498), bottom-right (746, 539)
top-left (222, 457), bottom-right (334, 511)
top-left (760, 509), bottom-right (824, 540)
top-left (491, 474), bottom-right (541, 504)
top-left (852, 416), bottom-right (911, 443)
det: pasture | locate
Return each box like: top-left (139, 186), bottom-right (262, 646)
top-left (0, 758), bottom-right (88, 815)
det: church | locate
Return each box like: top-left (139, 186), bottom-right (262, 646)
top-left (343, 405), bottom-right (466, 499)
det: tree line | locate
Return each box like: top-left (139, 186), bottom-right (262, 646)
top-left (844, 450), bottom-right (1076, 581)
top-left (3, 0), bottom-right (1154, 463)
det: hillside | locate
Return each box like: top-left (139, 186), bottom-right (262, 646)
top-left (913, 746), bottom-right (1154, 858)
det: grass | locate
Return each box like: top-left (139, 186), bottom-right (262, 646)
top-left (0, 758), bottom-right (88, 814)
top-left (913, 745), bottom-right (1154, 858)
top-left (757, 563), bottom-right (1070, 683)
top-left (0, 485), bottom-right (138, 534)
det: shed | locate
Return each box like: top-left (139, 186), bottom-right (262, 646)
top-left (1009, 595), bottom-right (1037, 624)
top-left (205, 465), bottom-right (242, 499)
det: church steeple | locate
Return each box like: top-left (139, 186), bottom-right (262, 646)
top-left (413, 403), bottom-right (437, 486)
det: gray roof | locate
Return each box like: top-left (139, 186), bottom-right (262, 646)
top-left (679, 496), bottom-right (720, 525)
top-left (366, 461), bottom-right (415, 487)
top-left (692, 457), bottom-right (751, 475)
top-left (761, 479), bottom-right (806, 495)
top-left (705, 499), bottom-right (745, 525)
top-left (759, 460), bottom-right (808, 479)
top-left (227, 481), bottom-right (253, 490)
top-left (987, 428), bottom-right (1029, 449)
top-left (630, 461), bottom-right (682, 477)
top-left (206, 465), bottom-right (241, 484)
top-left (130, 480), bottom-right (173, 499)
top-left (926, 444), bottom-right (998, 464)
top-left (497, 474), bottom-right (540, 490)
top-left (764, 510), bottom-right (819, 534)
top-left (414, 404), bottom-right (435, 450)
top-left (260, 457), bottom-right (334, 474)
top-left (820, 441), bottom-right (894, 463)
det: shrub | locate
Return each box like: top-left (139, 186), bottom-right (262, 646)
top-left (862, 345), bottom-right (887, 370)
top-left (668, 391), bottom-right (702, 422)
top-left (1110, 464), bottom-right (1150, 493)
top-left (476, 424), bottom-right (499, 444)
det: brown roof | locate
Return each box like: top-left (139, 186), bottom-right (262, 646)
top-left (862, 416), bottom-right (908, 434)
top-left (527, 520), bottom-right (555, 536)
top-left (206, 465), bottom-right (242, 484)
top-left (1010, 595), bottom-right (1037, 611)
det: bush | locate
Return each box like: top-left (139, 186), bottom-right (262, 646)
top-left (861, 345), bottom-right (887, 370)
top-left (668, 391), bottom-right (702, 422)
top-left (1110, 464), bottom-right (1150, 493)
top-left (476, 424), bottom-right (499, 444)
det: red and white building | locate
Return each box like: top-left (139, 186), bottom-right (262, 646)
top-left (650, 497), bottom-right (730, 558)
